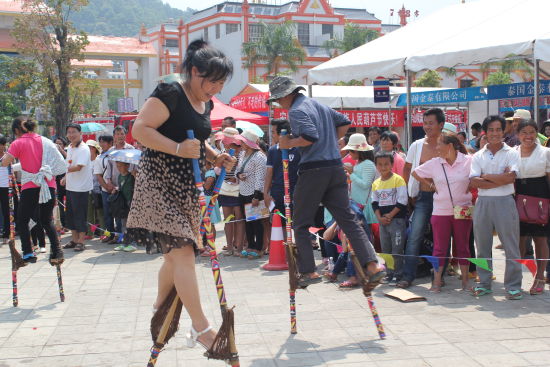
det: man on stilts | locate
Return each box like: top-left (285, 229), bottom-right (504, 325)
top-left (268, 76), bottom-right (386, 290)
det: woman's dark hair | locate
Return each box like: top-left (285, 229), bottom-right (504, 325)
top-left (12, 117), bottom-right (36, 134)
top-left (482, 115), bottom-right (506, 132)
top-left (55, 136), bottom-right (68, 146)
top-left (368, 126), bottom-right (381, 135)
top-left (516, 119), bottom-right (539, 134)
top-left (182, 39), bottom-right (233, 82)
top-left (458, 131), bottom-right (467, 140)
top-left (380, 131), bottom-right (398, 146)
top-left (356, 150), bottom-right (375, 163)
top-left (270, 118), bottom-right (291, 135)
top-left (424, 108), bottom-right (445, 124)
top-left (98, 135), bottom-right (114, 144)
top-left (374, 152), bottom-right (394, 164)
top-left (441, 132), bottom-right (468, 155)
top-left (0, 134), bottom-right (6, 145)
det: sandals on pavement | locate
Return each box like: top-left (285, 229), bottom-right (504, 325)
top-left (471, 286), bottom-right (492, 297)
top-left (63, 241), bottom-right (77, 249)
top-left (530, 279), bottom-right (545, 295)
top-left (247, 251), bottom-right (260, 260)
top-left (73, 243), bottom-right (85, 252)
top-left (339, 280), bottom-right (359, 288)
top-left (506, 289), bottom-right (523, 300)
top-left (297, 274), bottom-right (323, 288)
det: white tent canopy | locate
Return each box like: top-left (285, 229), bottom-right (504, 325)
top-left (248, 84), bottom-right (444, 109)
top-left (308, 0), bottom-right (550, 84)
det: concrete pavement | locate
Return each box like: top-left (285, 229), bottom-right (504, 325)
top-left (1, 227), bottom-right (550, 367)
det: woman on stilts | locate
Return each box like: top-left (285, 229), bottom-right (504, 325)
top-left (127, 40), bottom-right (235, 356)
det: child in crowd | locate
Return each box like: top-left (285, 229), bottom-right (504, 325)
top-left (371, 152), bottom-right (408, 284)
top-left (113, 161), bottom-right (135, 252)
top-left (322, 220), bottom-right (359, 288)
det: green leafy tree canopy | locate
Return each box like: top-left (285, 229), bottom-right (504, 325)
top-left (484, 72), bottom-right (513, 86)
top-left (242, 21), bottom-right (306, 80)
top-left (12, 0), bottom-right (93, 135)
top-left (415, 70), bottom-right (442, 87)
top-left (323, 23), bottom-right (379, 55)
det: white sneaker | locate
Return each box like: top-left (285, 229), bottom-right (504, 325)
top-left (40, 247), bottom-right (47, 253)
top-left (114, 245), bottom-right (125, 251)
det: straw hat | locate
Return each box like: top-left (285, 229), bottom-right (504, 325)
top-left (513, 109), bottom-right (531, 120)
top-left (85, 139), bottom-right (102, 154)
top-left (238, 130), bottom-right (260, 150)
top-left (341, 133), bottom-right (373, 152)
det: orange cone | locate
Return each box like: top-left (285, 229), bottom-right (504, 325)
top-left (263, 212), bottom-right (288, 271)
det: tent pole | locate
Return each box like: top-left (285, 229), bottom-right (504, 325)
top-left (405, 70), bottom-right (413, 149)
top-left (534, 57), bottom-right (540, 126)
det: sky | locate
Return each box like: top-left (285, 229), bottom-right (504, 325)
top-left (165, 0), bottom-right (480, 24)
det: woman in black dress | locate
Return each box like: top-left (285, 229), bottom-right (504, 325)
top-left (127, 40), bottom-right (234, 351)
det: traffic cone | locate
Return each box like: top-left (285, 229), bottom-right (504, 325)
top-left (263, 212), bottom-right (288, 271)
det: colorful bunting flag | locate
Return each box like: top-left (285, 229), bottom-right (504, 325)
top-left (90, 224), bottom-right (97, 232)
top-left (118, 233), bottom-right (124, 242)
top-left (104, 230), bottom-right (111, 237)
top-left (515, 259), bottom-right (537, 277)
top-left (421, 255), bottom-right (439, 271)
top-left (378, 253), bottom-right (395, 270)
top-left (223, 214), bottom-right (235, 223)
top-left (308, 227), bottom-right (323, 234)
top-left (468, 258), bottom-right (492, 272)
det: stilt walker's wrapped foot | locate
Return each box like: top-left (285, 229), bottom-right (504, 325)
top-left (362, 268), bottom-right (386, 295)
top-left (203, 307), bottom-right (239, 364)
top-left (9, 241), bottom-right (27, 271)
top-left (49, 249), bottom-right (65, 266)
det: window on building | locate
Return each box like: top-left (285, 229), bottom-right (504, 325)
top-left (459, 79), bottom-right (474, 88)
top-left (204, 27), bottom-right (209, 41)
top-left (226, 23), bottom-right (239, 34)
top-left (297, 23), bottom-right (309, 45)
top-left (216, 24), bottom-right (220, 39)
top-left (172, 63), bottom-right (178, 73)
top-left (322, 24), bottom-right (333, 38)
top-left (248, 24), bottom-right (263, 43)
top-left (165, 39), bottom-right (178, 48)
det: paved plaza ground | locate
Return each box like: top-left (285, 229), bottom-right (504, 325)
top-left (1, 226), bottom-right (550, 367)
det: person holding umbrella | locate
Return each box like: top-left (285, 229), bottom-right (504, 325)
top-left (127, 39), bottom-right (235, 356)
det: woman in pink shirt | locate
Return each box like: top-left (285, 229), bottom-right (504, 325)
top-left (412, 133), bottom-right (473, 292)
top-left (1, 118), bottom-right (65, 264)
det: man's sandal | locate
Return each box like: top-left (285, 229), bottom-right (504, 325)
top-left (362, 269), bottom-right (387, 294)
top-left (506, 289), bottom-right (523, 300)
top-left (339, 280), bottom-right (359, 288)
top-left (471, 287), bottom-right (492, 297)
top-left (530, 279), bottom-right (545, 295)
top-left (62, 241), bottom-right (77, 249)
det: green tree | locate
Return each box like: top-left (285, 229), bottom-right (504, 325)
top-left (73, 78), bottom-right (103, 115)
top-left (414, 70), bottom-right (442, 87)
top-left (108, 89), bottom-right (125, 111)
top-left (480, 54), bottom-right (533, 83)
top-left (242, 21), bottom-right (306, 80)
top-left (12, 0), bottom-right (90, 135)
top-left (483, 72), bottom-right (513, 86)
top-left (335, 80), bottom-right (363, 86)
top-left (71, 0), bottom-right (195, 37)
top-left (0, 55), bottom-right (37, 133)
top-left (323, 23), bottom-right (379, 54)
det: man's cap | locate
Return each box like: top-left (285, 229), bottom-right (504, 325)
top-left (266, 76), bottom-right (305, 103)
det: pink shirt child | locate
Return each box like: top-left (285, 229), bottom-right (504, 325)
top-left (413, 152), bottom-right (472, 216)
top-left (8, 133), bottom-right (56, 191)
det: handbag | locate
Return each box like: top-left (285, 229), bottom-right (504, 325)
top-left (219, 181), bottom-right (239, 197)
top-left (441, 164), bottom-right (473, 220)
top-left (515, 194), bottom-right (549, 225)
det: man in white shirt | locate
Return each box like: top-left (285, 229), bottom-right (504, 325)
top-left (470, 115), bottom-right (523, 299)
top-left (62, 124), bottom-right (93, 252)
top-left (103, 126), bottom-right (134, 244)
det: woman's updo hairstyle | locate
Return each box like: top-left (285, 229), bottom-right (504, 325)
top-left (12, 116), bottom-right (36, 135)
top-left (441, 131), bottom-right (468, 155)
top-left (182, 39), bottom-right (233, 82)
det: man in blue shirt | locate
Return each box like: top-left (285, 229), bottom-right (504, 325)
top-left (268, 76), bottom-right (385, 289)
top-left (264, 119), bottom-right (300, 219)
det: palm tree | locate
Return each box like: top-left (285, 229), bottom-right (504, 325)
top-left (242, 21), bottom-right (306, 80)
top-left (480, 54), bottom-right (533, 82)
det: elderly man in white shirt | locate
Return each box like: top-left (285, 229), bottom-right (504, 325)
top-left (470, 115), bottom-right (523, 300)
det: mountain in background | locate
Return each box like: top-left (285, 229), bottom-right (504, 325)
top-left (71, 0), bottom-right (196, 37)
